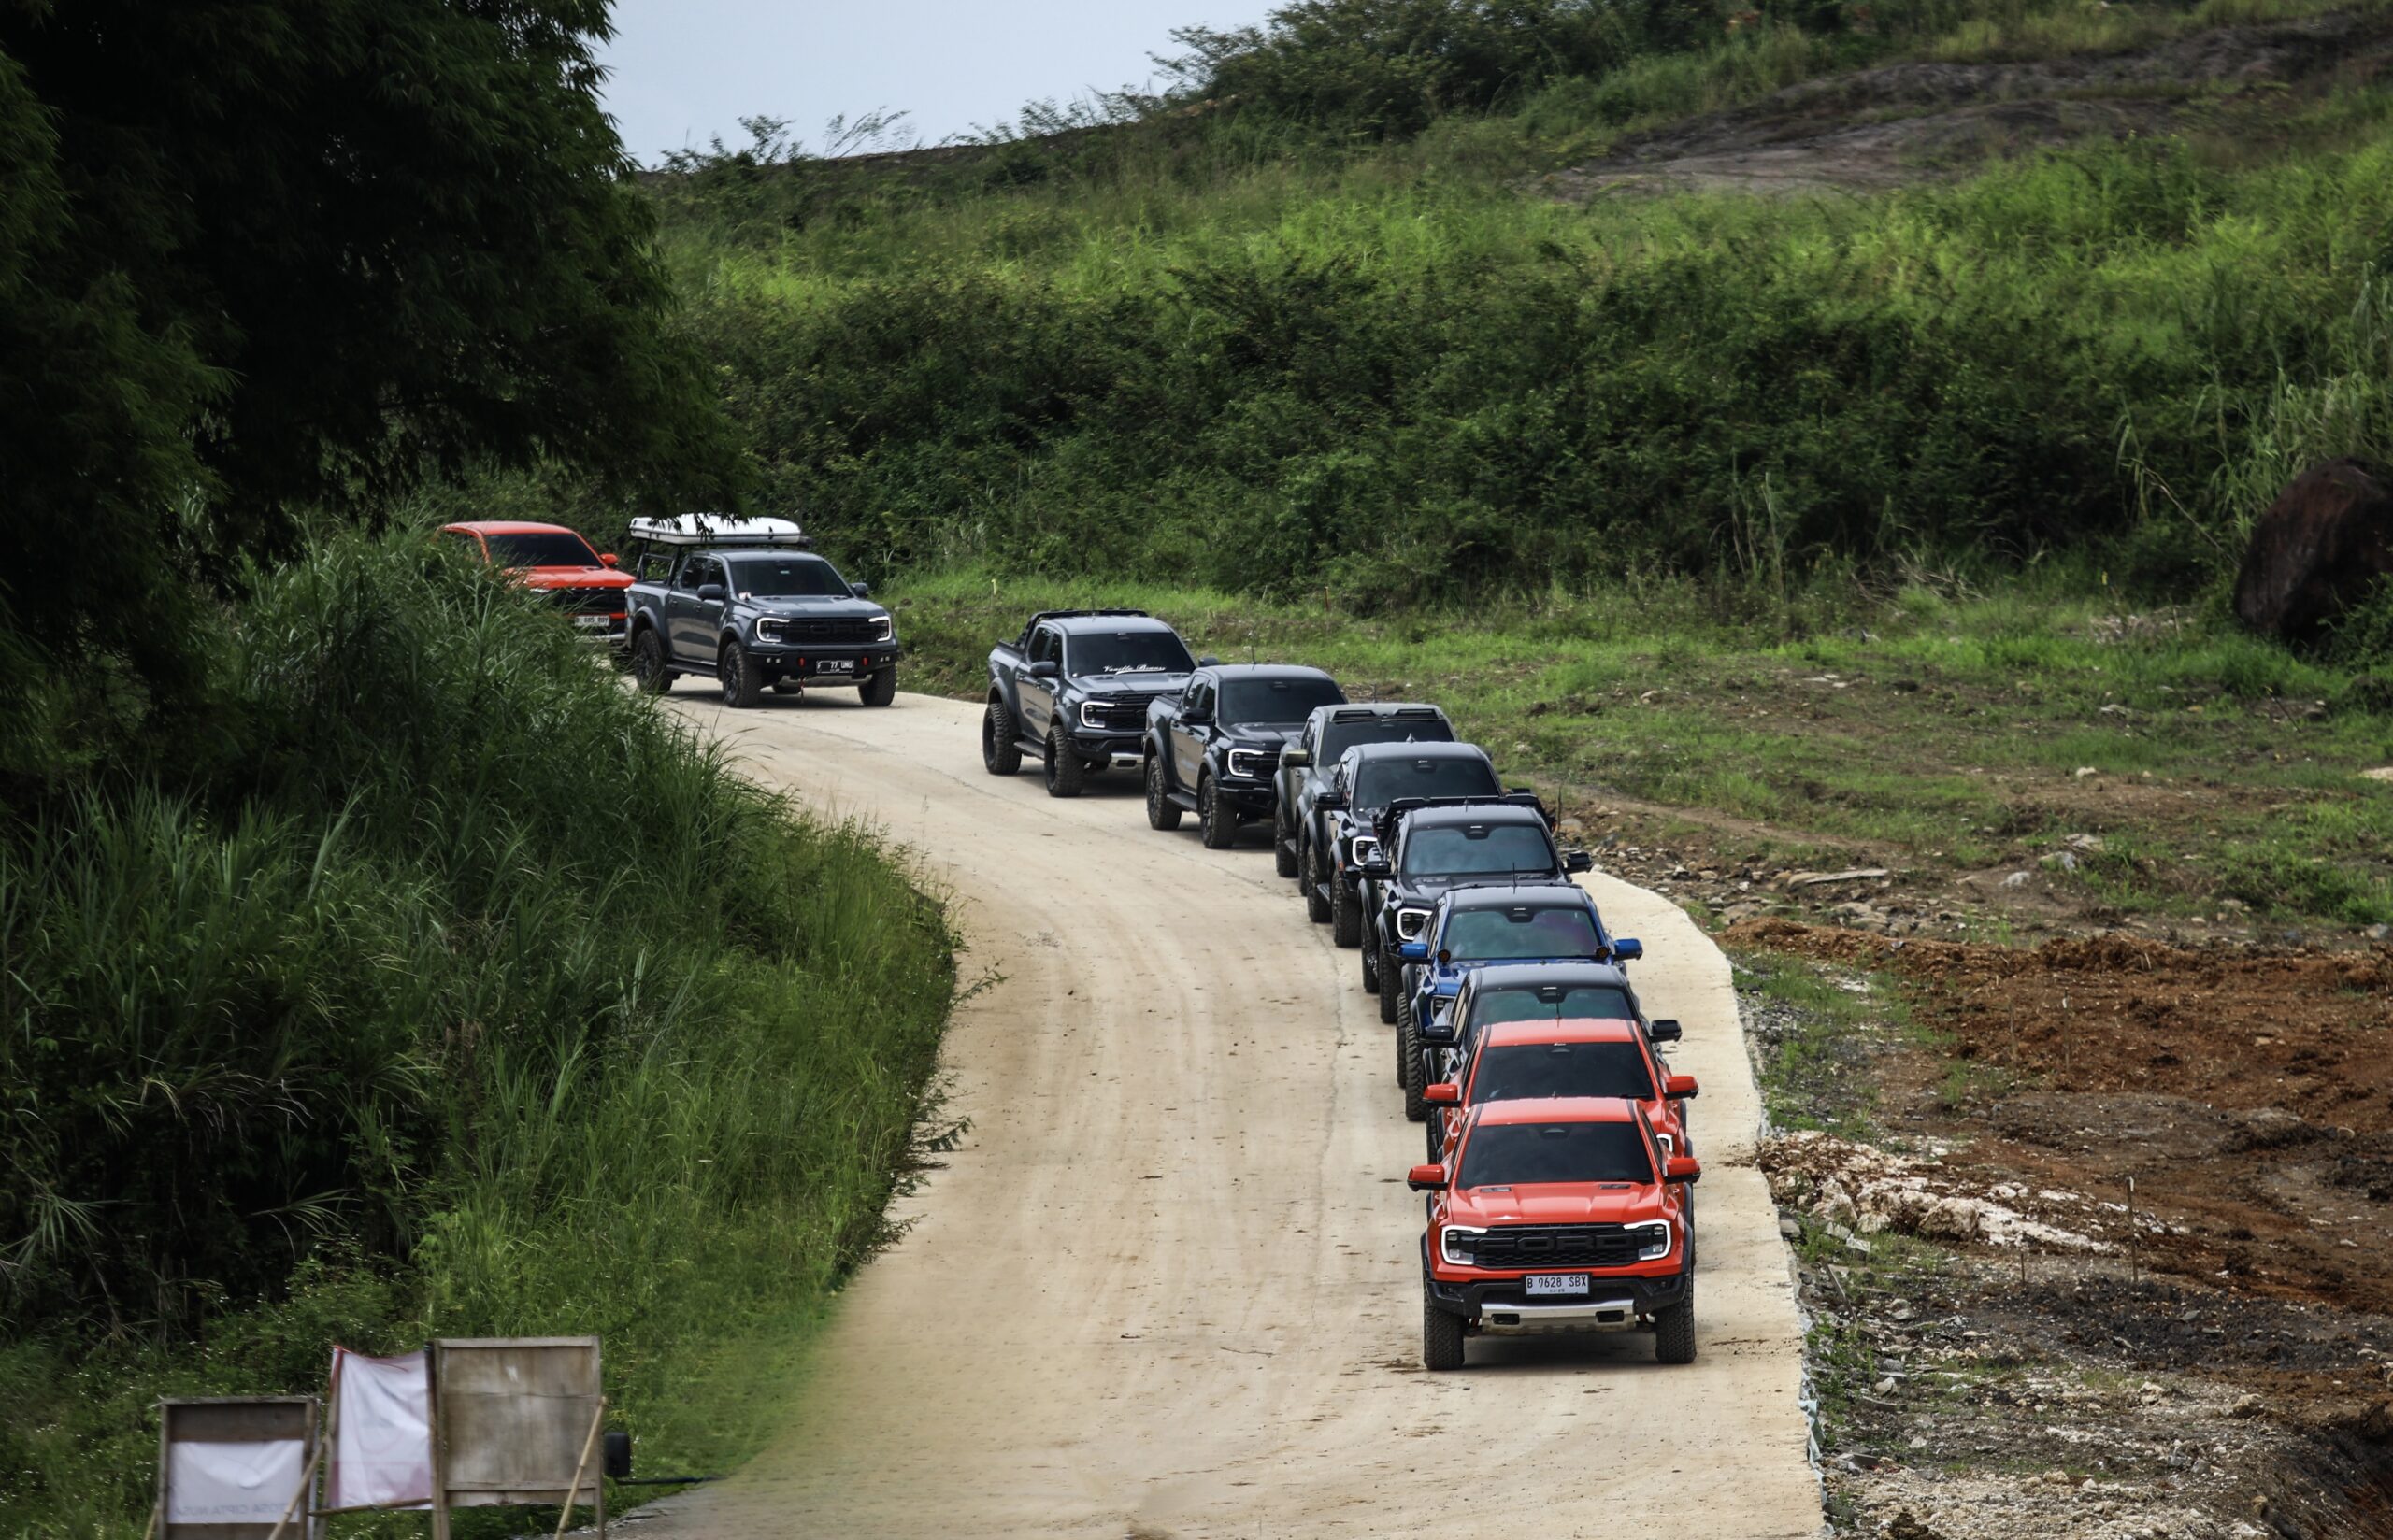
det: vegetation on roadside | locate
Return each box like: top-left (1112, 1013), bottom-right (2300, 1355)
top-left (0, 539), bottom-right (954, 1537)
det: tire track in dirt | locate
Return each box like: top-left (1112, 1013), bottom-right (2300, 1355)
top-left (638, 691), bottom-right (1818, 1539)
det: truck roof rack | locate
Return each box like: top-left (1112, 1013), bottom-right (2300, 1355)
top-left (1328, 704), bottom-right (1443, 721)
top-left (624, 513), bottom-right (814, 549)
top-left (1375, 791), bottom-right (1552, 840)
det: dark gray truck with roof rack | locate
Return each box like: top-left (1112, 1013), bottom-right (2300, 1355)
top-left (983, 609), bottom-right (1203, 797)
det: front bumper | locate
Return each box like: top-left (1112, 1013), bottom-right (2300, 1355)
top-left (1214, 776), bottom-right (1276, 815)
top-left (1067, 732), bottom-right (1145, 769)
top-left (1424, 1250), bottom-right (1688, 1327)
top-left (746, 639), bottom-right (900, 681)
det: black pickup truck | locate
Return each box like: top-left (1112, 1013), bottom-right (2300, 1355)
top-left (1142, 664), bottom-right (1345, 848)
top-left (1301, 741), bottom-right (1504, 949)
top-left (1271, 703), bottom-right (1453, 880)
top-left (1354, 796), bottom-right (1594, 1021)
top-left (983, 610), bottom-right (1200, 797)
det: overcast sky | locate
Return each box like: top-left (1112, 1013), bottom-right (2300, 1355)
top-left (596, 0), bottom-right (1284, 166)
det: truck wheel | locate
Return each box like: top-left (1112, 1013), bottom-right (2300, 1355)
top-left (1197, 777), bottom-right (1237, 848)
top-left (1275, 832), bottom-right (1299, 879)
top-left (630, 629), bottom-right (671, 694)
top-left (719, 641), bottom-right (763, 708)
top-left (1043, 726), bottom-right (1085, 798)
top-left (1144, 756), bottom-right (1182, 830)
top-left (1302, 837), bottom-right (1331, 924)
top-left (1377, 950), bottom-right (1400, 1023)
top-left (1330, 875), bottom-right (1362, 949)
top-left (1400, 1016), bottom-right (1427, 1121)
top-left (1360, 937), bottom-right (1380, 994)
top-left (982, 700), bottom-right (1023, 775)
top-left (858, 664), bottom-right (896, 706)
top-left (1423, 1301), bottom-right (1467, 1372)
top-left (1655, 1284), bottom-right (1698, 1364)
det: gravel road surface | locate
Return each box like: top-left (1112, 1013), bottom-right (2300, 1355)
top-left (641, 691), bottom-right (1820, 1539)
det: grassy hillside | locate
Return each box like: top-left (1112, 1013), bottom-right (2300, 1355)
top-left (0, 539), bottom-right (954, 1537)
top-left (650, 0), bottom-right (2393, 616)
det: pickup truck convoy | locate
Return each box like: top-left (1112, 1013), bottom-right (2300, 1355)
top-left (1142, 663), bottom-right (1346, 848)
top-left (984, 609), bottom-right (1200, 796)
top-left (617, 515), bottom-right (899, 706)
top-left (1302, 741), bottom-right (1506, 948)
top-left (1411, 1097), bottom-right (1701, 1369)
top-left (1272, 704), bottom-right (1454, 879)
top-left (968, 606), bottom-right (1709, 1371)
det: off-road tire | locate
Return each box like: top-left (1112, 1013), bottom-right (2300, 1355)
top-left (858, 665), bottom-right (896, 706)
top-left (719, 641), bottom-right (763, 708)
top-left (1330, 875), bottom-right (1361, 948)
top-left (1275, 833), bottom-right (1299, 879)
top-left (1655, 1285), bottom-right (1698, 1364)
top-left (1302, 838), bottom-right (1332, 924)
top-left (1426, 1113), bottom-right (1447, 1163)
top-left (1423, 1302), bottom-right (1467, 1372)
top-left (1198, 777), bottom-right (1238, 848)
top-left (982, 700), bottom-right (1023, 775)
top-left (1145, 755), bottom-right (1183, 830)
top-left (630, 629), bottom-right (671, 694)
top-left (1400, 1016), bottom-right (1427, 1122)
top-left (1378, 952), bottom-right (1401, 1023)
top-left (1361, 936), bottom-right (1380, 995)
top-left (1044, 726), bottom-right (1086, 798)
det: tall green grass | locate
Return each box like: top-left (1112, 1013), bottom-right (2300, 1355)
top-left (0, 535), bottom-right (953, 1536)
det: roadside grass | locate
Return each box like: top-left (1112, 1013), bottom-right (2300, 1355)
top-left (0, 536), bottom-right (955, 1538)
top-left (888, 567), bottom-right (2393, 932)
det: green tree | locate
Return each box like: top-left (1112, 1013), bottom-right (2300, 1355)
top-left (0, 0), bottom-right (742, 777)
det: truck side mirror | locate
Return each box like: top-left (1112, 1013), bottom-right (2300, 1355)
top-left (1398, 942), bottom-right (1428, 962)
top-left (1315, 791), bottom-right (1345, 811)
top-left (1424, 1082), bottom-right (1460, 1106)
top-left (1665, 1073), bottom-right (1698, 1100)
top-left (1648, 1018), bottom-right (1683, 1044)
top-left (1198, 654), bottom-right (1221, 666)
top-left (1407, 1163), bottom-right (1447, 1192)
top-left (599, 553), bottom-right (620, 568)
top-left (850, 581), bottom-right (871, 598)
top-left (1665, 1155), bottom-right (1701, 1185)
top-left (1357, 860), bottom-right (1392, 881)
top-left (697, 582), bottom-right (727, 602)
top-left (1611, 937), bottom-right (1642, 962)
top-left (1028, 660), bottom-right (1060, 679)
top-left (1280, 747), bottom-right (1311, 768)
top-left (1563, 849), bottom-right (1594, 874)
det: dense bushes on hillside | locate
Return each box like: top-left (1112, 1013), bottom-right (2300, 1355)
top-left (669, 118), bottom-right (2393, 608)
top-left (0, 539), bottom-right (952, 1531)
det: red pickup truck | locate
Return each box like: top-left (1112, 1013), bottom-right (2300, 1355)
top-left (1424, 1018), bottom-right (1698, 1165)
top-left (439, 520), bottom-right (633, 640)
top-left (1409, 1096), bottom-right (1699, 1370)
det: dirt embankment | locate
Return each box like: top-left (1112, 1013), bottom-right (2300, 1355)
top-left (1729, 919), bottom-right (2393, 1538)
top-left (1542, 11), bottom-right (2393, 197)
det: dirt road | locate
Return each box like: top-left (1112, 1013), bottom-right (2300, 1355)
top-left (645, 692), bottom-right (1818, 1539)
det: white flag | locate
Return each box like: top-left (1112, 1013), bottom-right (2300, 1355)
top-left (324, 1347), bottom-right (433, 1510)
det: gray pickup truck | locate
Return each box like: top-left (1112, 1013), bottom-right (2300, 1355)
top-left (617, 515), bottom-right (899, 708)
top-left (1271, 703), bottom-right (1454, 880)
top-left (983, 609), bottom-right (1201, 797)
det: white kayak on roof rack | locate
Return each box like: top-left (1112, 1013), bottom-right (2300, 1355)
top-left (624, 512), bottom-right (813, 549)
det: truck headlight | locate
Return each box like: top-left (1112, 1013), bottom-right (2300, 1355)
top-left (1635, 1221), bottom-right (1673, 1262)
top-left (1225, 748), bottom-right (1272, 779)
top-left (1396, 906), bottom-right (1430, 941)
top-left (871, 612), bottom-right (894, 642)
top-left (753, 617), bottom-right (785, 643)
top-left (1347, 834), bottom-right (1382, 868)
top-left (1440, 1226), bottom-right (1486, 1266)
top-left (1079, 700), bottom-right (1109, 731)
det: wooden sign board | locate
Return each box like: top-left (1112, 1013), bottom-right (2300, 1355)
top-left (157, 1397), bottom-right (317, 1540)
top-left (428, 1337), bottom-right (603, 1534)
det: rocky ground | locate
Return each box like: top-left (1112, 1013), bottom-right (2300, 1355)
top-left (1725, 929), bottom-right (2393, 1538)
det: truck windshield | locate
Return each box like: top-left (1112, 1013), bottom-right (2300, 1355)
top-left (1402, 824), bottom-right (1556, 877)
top-left (1458, 1120), bottom-right (1655, 1188)
top-left (1321, 716), bottom-right (1454, 762)
top-left (1354, 758), bottom-right (1499, 808)
top-left (732, 557), bottom-right (850, 597)
top-left (1471, 1042), bottom-right (1654, 1105)
top-left (1471, 984), bottom-right (1635, 1025)
top-left (1221, 676), bottom-right (1344, 727)
top-left (481, 531), bottom-right (601, 568)
top-left (1442, 905), bottom-right (1602, 961)
top-left (1070, 631), bottom-right (1196, 676)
